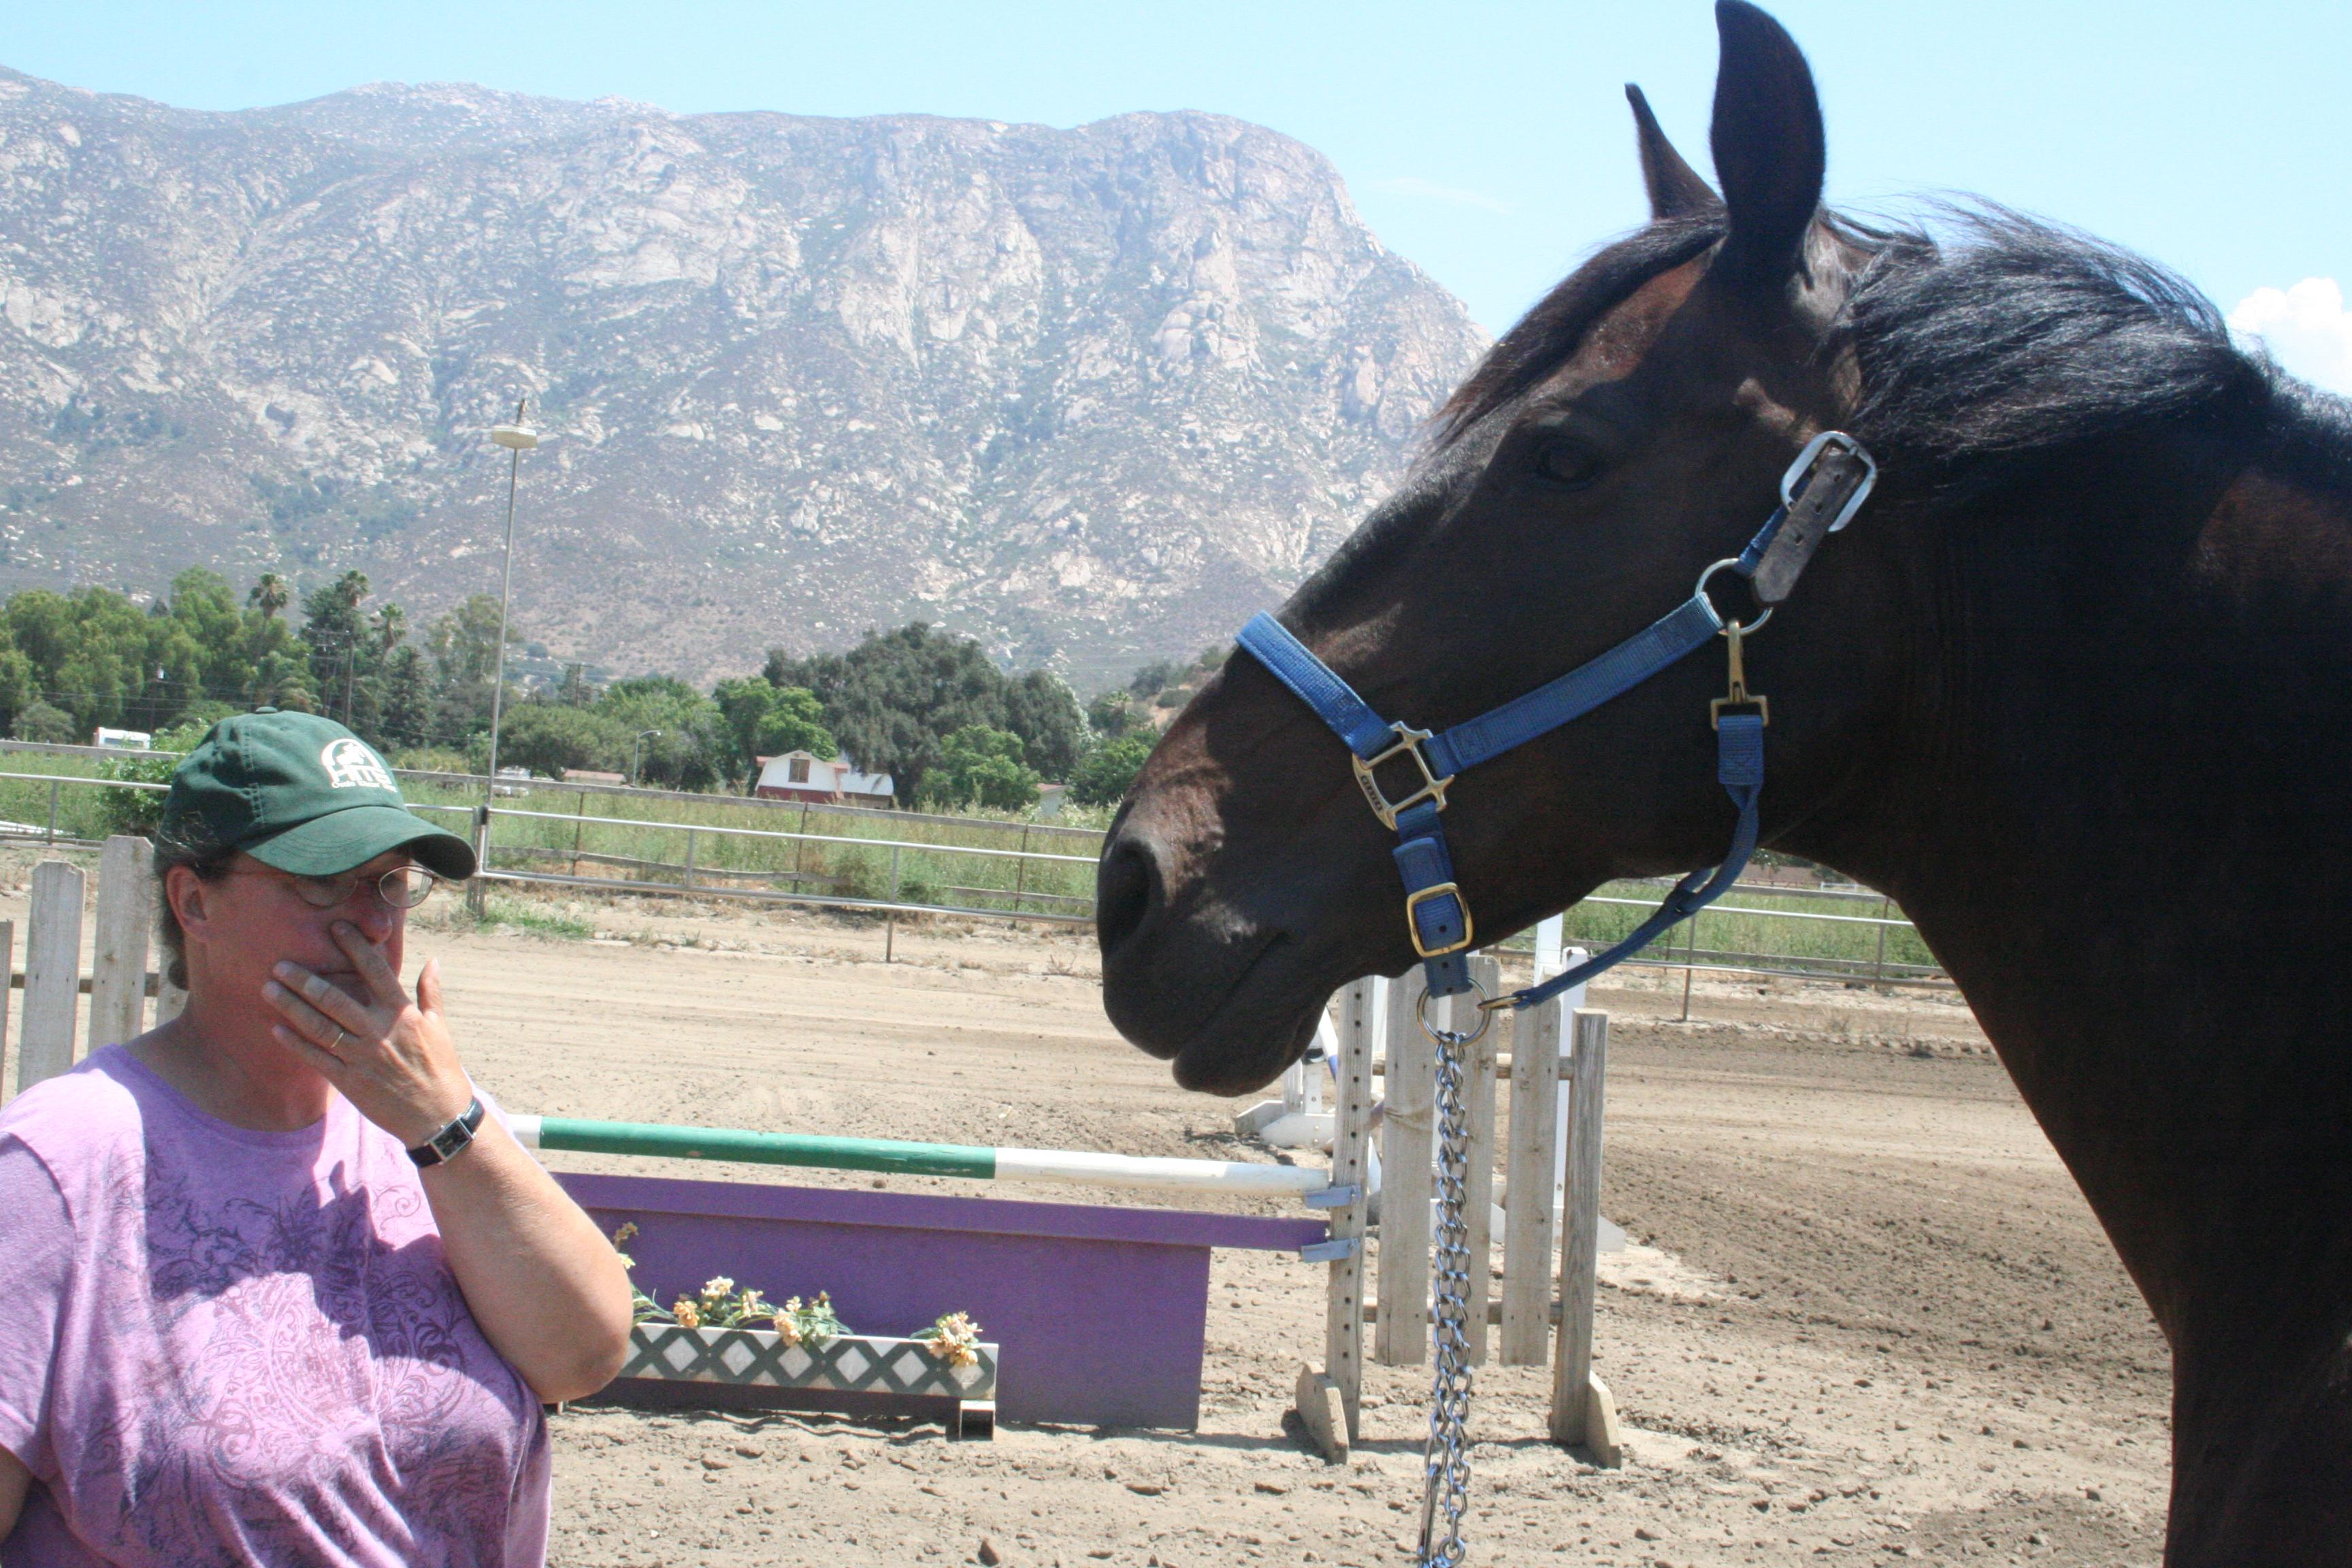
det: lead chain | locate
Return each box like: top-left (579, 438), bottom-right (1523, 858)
top-left (1416, 1028), bottom-right (1475, 1567)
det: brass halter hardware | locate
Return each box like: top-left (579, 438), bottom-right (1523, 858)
top-left (1710, 619), bottom-right (1769, 729)
top-left (1351, 722), bottom-right (1455, 831)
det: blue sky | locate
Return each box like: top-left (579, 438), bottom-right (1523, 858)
top-left (6, 1), bottom-right (2347, 387)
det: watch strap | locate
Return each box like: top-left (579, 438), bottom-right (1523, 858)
top-left (408, 1096), bottom-right (487, 1168)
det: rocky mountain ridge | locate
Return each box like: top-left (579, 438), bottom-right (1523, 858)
top-left (0, 67), bottom-right (1486, 687)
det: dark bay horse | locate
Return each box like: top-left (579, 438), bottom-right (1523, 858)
top-left (1094, 3), bottom-right (2352, 1561)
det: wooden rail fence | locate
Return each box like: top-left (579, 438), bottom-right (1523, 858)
top-left (1295, 937), bottom-right (1620, 1465)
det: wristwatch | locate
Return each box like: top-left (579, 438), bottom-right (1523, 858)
top-left (407, 1097), bottom-right (487, 1168)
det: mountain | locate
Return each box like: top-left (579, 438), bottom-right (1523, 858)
top-left (0, 69), bottom-right (1486, 688)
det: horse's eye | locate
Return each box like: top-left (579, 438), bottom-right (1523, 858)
top-left (1535, 440), bottom-right (1605, 489)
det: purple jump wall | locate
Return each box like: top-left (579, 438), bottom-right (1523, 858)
top-left (559, 1172), bottom-right (1329, 1429)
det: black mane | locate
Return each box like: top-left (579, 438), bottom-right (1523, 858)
top-left (1841, 209), bottom-right (2278, 497)
top-left (1434, 205), bottom-right (2349, 502)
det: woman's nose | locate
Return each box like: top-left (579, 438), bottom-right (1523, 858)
top-left (345, 892), bottom-right (399, 939)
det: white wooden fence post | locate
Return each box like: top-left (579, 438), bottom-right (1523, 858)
top-left (1460, 953), bottom-right (1501, 1366)
top-left (1550, 1009), bottom-right (1618, 1461)
top-left (18, 862), bottom-right (85, 1090)
top-left (1501, 992), bottom-right (1563, 1364)
top-left (1549, 949), bottom-right (1590, 1214)
top-left (1301, 976), bottom-right (1380, 1460)
top-left (1534, 913), bottom-right (1564, 979)
top-left (0, 920), bottom-right (13, 1094)
top-left (1374, 966), bottom-right (1432, 1365)
top-left (88, 835), bottom-right (153, 1051)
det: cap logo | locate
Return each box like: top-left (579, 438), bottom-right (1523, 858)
top-left (321, 738), bottom-right (395, 791)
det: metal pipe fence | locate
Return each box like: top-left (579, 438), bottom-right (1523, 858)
top-left (0, 757), bottom-right (1950, 985)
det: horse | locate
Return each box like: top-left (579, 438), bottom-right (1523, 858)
top-left (1093, 3), bottom-right (2352, 1561)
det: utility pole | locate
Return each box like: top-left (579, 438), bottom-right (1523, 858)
top-left (472, 399), bottom-right (538, 915)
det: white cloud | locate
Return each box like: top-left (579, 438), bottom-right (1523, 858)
top-left (2227, 277), bottom-right (2352, 396)
top-left (1362, 176), bottom-right (1512, 215)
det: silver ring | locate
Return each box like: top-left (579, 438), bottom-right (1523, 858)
top-left (1694, 558), bottom-right (1773, 634)
top-left (330, 1028), bottom-right (350, 1052)
top-left (1414, 979), bottom-right (1493, 1047)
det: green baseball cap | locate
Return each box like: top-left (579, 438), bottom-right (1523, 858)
top-left (163, 709), bottom-right (476, 879)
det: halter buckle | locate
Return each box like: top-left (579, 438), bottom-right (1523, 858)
top-left (1405, 881), bottom-right (1475, 959)
top-left (1352, 723), bottom-right (1454, 830)
top-left (1783, 429), bottom-right (1879, 534)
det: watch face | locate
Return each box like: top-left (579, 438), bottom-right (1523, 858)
top-left (412, 1100), bottom-right (485, 1166)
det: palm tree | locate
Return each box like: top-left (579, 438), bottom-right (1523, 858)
top-left (373, 602), bottom-right (406, 655)
top-left (248, 572), bottom-right (290, 621)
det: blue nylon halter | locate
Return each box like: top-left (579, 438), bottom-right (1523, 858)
top-left (1235, 431), bottom-right (1878, 1012)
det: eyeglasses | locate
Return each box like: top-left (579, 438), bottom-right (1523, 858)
top-left (231, 865), bottom-right (443, 910)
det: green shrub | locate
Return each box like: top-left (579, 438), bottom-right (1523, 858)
top-left (1070, 734), bottom-right (1154, 806)
top-left (830, 847), bottom-right (886, 900)
top-left (12, 700), bottom-right (78, 744)
top-left (922, 726), bottom-right (1040, 812)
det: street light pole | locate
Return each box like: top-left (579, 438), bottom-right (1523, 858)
top-left (473, 399), bottom-right (538, 915)
top-left (632, 728), bottom-right (663, 788)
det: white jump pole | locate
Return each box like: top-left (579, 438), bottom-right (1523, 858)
top-left (508, 1114), bottom-right (1337, 1201)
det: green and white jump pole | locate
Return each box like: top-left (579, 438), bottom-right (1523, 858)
top-left (508, 1115), bottom-right (1335, 1202)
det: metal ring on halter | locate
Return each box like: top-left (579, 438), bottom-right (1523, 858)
top-left (1694, 557), bottom-right (1773, 634)
top-left (1415, 978), bottom-right (1492, 1047)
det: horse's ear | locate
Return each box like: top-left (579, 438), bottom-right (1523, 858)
top-left (1707, 0), bottom-right (1825, 290)
top-left (1625, 84), bottom-right (1720, 220)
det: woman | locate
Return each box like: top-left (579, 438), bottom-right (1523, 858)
top-left (0, 710), bottom-right (632, 1565)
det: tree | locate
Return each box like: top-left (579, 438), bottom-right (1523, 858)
top-left (424, 594), bottom-right (518, 748)
top-left (1003, 670), bottom-right (1085, 780)
top-left (3, 585), bottom-right (204, 734)
top-left (372, 602), bottom-right (406, 656)
top-left (378, 645), bottom-right (434, 748)
top-left (924, 725), bottom-right (1041, 812)
top-left (1128, 659), bottom-right (1181, 699)
top-left (713, 677), bottom-right (836, 783)
top-left (1070, 734), bottom-right (1155, 806)
top-left (301, 570), bottom-right (372, 729)
top-left (759, 685), bottom-right (836, 760)
top-left (427, 594), bottom-right (517, 689)
top-left (557, 662), bottom-right (595, 708)
top-left (248, 572), bottom-right (290, 621)
top-left (595, 676), bottom-right (730, 791)
top-left (12, 700), bottom-right (78, 744)
top-left (0, 640), bottom-right (33, 736)
top-left (1086, 690), bottom-right (1142, 739)
top-left (495, 702), bottom-right (625, 780)
top-left (766, 624), bottom-right (1007, 800)
top-left (247, 649), bottom-right (317, 711)
top-left (764, 622), bottom-right (1083, 798)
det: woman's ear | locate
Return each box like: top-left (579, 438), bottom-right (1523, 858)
top-left (166, 864), bottom-right (216, 941)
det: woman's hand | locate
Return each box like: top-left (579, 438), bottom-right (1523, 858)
top-left (265, 920), bottom-right (632, 1399)
top-left (263, 923), bottom-right (473, 1149)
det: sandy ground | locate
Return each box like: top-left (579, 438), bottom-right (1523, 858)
top-left (0, 861), bottom-right (2173, 1566)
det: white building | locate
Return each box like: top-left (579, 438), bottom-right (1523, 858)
top-left (753, 751), bottom-right (896, 807)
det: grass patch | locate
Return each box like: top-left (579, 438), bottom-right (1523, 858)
top-left (474, 898), bottom-right (595, 941)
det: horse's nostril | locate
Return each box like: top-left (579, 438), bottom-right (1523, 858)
top-left (1096, 835), bottom-right (1158, 957)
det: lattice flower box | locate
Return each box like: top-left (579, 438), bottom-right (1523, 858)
top-left (617, 1323), bottom-right (998, 1436)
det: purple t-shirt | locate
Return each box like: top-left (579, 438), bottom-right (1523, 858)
top-left (0, 1047), bottom-right (550, 1567)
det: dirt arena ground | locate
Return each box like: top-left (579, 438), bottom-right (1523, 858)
top-left (0, 866), bottom-right (2174, 1565)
